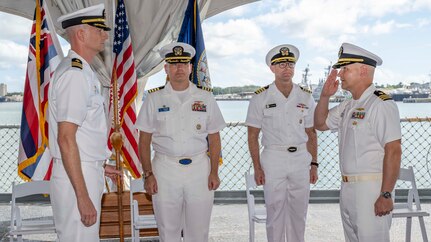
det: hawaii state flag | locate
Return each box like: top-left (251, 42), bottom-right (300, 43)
top-left (108, 0), bottom-right (142, 178)
top-left (178, 0), bottom-right (212, 88)
top-left (18, 0), bottom-right (63, 181)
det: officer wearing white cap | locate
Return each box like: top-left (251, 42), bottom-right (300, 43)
top-left (315, 43), bottom-right (401, 242)
top-left (136, 42), bottom-right (226, 242)
top-left (49, 4), bottom-right (120, 242)
top-left (246, 44), bottom-right (318, 242)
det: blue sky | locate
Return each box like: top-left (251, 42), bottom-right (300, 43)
top-left (1, 0), bottom-right (431, 92)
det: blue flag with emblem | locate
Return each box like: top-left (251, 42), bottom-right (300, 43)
top-left (178, 0), bottom-right (224, 165)
top-left (178, 0), bottom-right (211, 88)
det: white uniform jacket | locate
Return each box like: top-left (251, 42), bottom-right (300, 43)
top-left (136, 82), bottom-right (226, 157)
top-left (48, 50), bottom-right (110, 162)
top-left (326, 85), bottom-right (401, 175)
top-left (246, 82), bottom-right (316, 147)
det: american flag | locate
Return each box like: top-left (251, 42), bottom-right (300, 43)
top-left (108, 0), bottom-right (142, 178)
top-left (18, 0), bottom-right (63, 181)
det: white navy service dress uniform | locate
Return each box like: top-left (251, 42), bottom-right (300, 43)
top-left (48, 49), bottom-right (111, 241)
top-left (136, 81), bottom-right (226, 242)
top-left (48, 4), bottom-right (111, 241)
top-left (246, 81), bottom-right (316, 242)
top-left (326, 43), bottom-right (402, 242)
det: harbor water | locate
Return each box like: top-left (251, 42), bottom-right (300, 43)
top-left (1, 101), bottom-right (431, 191)
top-left (1, 101), bottom-right (431, 125)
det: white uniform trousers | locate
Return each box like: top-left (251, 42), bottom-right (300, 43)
top-left (260, 148), bottom-right (311, 242)
top-left (340, 179), bottom-right (392, 242)
top-left (50, 159), bottom-right (105, 242)
top-left (152, 152), bottom-right (213, 242)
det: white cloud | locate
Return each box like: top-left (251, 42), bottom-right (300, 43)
top-left (0, 40), bottom-right (28, 68)
top-left (417, 18), bottom-right (431, 28)
top-left (209, 57), bottom-right (272, 87)
top-left (370, 20), bottom-right (396, 34)
top-left (203, 18), bottom-right (269, 58)
top-left (0, 13), bottom-right (32, 43)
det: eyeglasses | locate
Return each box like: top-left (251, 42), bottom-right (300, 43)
top-left (277, 62), bottom-right (295, 69)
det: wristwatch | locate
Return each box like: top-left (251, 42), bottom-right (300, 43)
top-left (144, 170), bottom-right (153, 179)
top-left (381, 191), bottom-right (392, 199)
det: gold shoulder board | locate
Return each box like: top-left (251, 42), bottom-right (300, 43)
top-left (374, 90), bottom-right (392, 101)
top-left (148, 85), bottom-right (165, 93)
top-left (300, 86), bottom-right (312, 94)
top-left (71, 58), bottom-right (83, 69)
top-left (197, 86), bottom-right (213, 92)
top-left (254, 85), bottom-right (269, 94)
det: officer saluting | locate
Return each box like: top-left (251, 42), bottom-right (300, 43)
top-left (136, 42), bottom-right (226, 242)
top-left (314, 43), bottom-right (402, 242)
top-left (246, 44), bottom-right (318, 242)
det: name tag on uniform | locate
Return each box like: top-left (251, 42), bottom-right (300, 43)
top-left (158, 106), bottom-right (170, 112)
top-left (265, 103), bottom-right (276, 108)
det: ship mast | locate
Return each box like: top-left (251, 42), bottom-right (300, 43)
top-left (301, 64), bottom-right (311, 89)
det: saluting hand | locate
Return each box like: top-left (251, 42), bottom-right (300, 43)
top-left (321, 69), bottom-right (339, 98)
top-left (144, 176), bottom-right (158, 195)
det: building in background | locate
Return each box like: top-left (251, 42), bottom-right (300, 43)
top-left (0, 83), bottom-right (7, 96)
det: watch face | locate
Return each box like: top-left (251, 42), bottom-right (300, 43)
top-left (382, 192), bottom-right (391, 199)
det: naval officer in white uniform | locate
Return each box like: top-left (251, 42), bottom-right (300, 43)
top-left (136, 42), bottom-right (226, 242)
top-left (314, 43), bottom-right (402, 242)
top-left (246, 44), bottom-right (318, 242)
top-left (48, 4), bottom-right (121, 242)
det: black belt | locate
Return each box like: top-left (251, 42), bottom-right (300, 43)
top-left (265, 145), bottom-right (298, 152)
top-left (179, 158), bottom-right (192, 165)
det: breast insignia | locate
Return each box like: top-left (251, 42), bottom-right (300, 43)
top-left (299, 86), bottom-right (312, 94)
top-left (148, 85), bottom-right (165, 93)
top-left (197, 86), bottom-right (213, 92)
top-left (71, 58), bottom-right (83, 69)
top-left (374, 90), bottom-right (392, 101)
top-left (254, 85), bottom-right (269, 94)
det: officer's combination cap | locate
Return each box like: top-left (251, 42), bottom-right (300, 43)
top-left (265, 44), bottom-right (300, 67)
top-left (57, 4), bottom-right (111, 31)
top-left (160, 42), bottom-right (196, 64)
top-left (332, 42), bottom-right (382, 69)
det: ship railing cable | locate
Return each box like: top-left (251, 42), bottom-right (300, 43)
top-left (0, 118), bottom-right (430, 191)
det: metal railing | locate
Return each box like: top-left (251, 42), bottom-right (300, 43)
top-left (1, 118), bottom-right (431, 192)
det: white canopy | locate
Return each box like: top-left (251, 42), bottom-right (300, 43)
top-left (0, 0), bottom-right (257, 87)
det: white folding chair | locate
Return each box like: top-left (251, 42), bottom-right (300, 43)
top-left (245, 171), bottom-right (266, 242)
top-left (392, 166), bottom-right (430, 242)
top-left (9, 181), bottom-right (57, 242)
top-left (129, 177), bottom-right (158, 242)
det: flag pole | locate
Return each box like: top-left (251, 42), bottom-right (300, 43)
top-left (110, 69), bottom-right (125, 241)
top-left (109, 1), bottom-right (125, 240)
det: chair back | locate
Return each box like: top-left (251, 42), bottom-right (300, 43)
top-left (396, 166), bottom-right (422, 210)
top-left (245, 172), bottom-right (257, 217)
top-left (9, 181), bottom-right (56, 241)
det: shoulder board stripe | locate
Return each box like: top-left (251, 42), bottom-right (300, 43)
top-left (299, 86), bottom-right (312, 94)
top-left (71, 58), bottom-right (83, 69)
top-left (254, 85), bottom-right (269, 94)
top-left (148, 85), bottom-right (165, 93)
top-left (374, 90), bottom-right (392, 101)
top-left (197, 85), bottom-right (213, 92)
